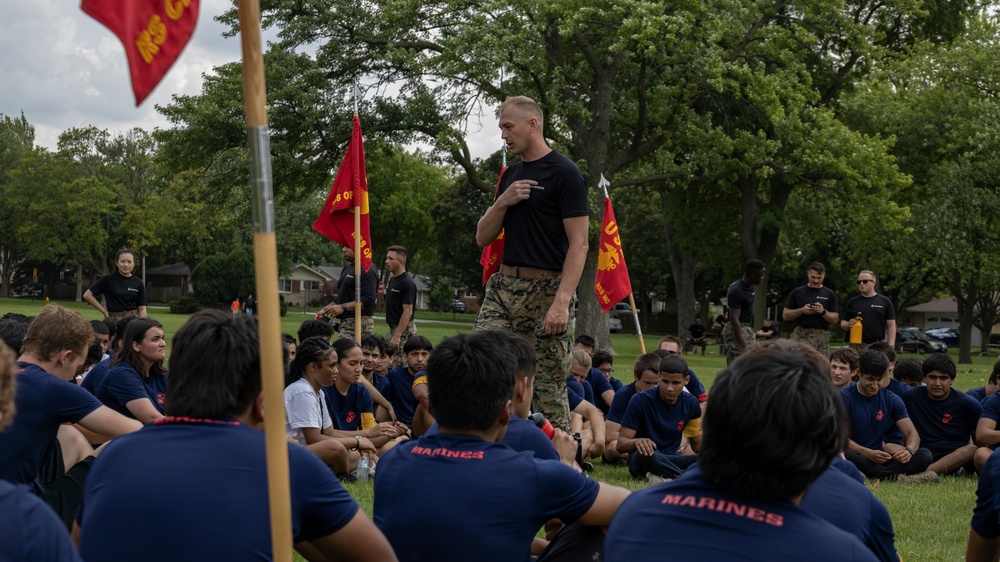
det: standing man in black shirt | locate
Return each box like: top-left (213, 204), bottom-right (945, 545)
top-left (319, 245), bottom-right (379, 342)
top-left (473, 96), bottom-right (590, 434)
top-left (784, 261), bottom-right (839, 356)
top-left (384, 246), bottom-right (417, 369)
top-left (841, 270), bottom-right (896, 348)
top-left (722, 260), bottom-right (765, 365)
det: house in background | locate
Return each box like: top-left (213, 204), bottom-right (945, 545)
top-left (278, 264), bottom-right (336, 307)
top-left (905, 296), bottom-right (986, 346)
top-left (144, 263), bottom-right (191, 302)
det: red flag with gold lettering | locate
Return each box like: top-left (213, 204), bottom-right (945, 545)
top-left (594, 196), bottom-right (632, 312)
top-left (82, 0), bottom-right (199, 106)
top-left (479, 166), bottom-right (507, 285)
top-left (313, 114), bottom-right (373, 271)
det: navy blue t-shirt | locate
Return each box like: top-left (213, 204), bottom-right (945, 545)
top-left (609, 377), bottom-right (624, 393)
top-left (567, 384), bottom-right (584, 411)
top-left (386, 367), bottom-right (419, 427)
top-left (608, 383), bottom-right (638, 424)
top-left (799, 464), bottom-right (898, 562)
top-left (830, 455), bottom-right (865, 483)
top-left (424, 415), bottom-right (559, 461)
top-left (972, 449), bottom-right (1000, 539)
top-left (566, 376), bottom-right (594, 405)
top-left (374, 432), bottom-right (598, 561)
top-left (903, 387), bottom-right (980, 452)
top-left (0, 480), bottom-right (82, 561)
top-left (323, 383), bottom-right (374, 431)
top-left (840, 386), bottom-right (908, 451)
top-left (686, 369), bottom-right (708, 402)
top-left (884, 377), bottom-right (911, 398)
top-left (371, 373), bottom-right (392, 403)
top-left (969, 387), bottom-right (989, 403)
top-left (80, 356), bottom-right (112, 396)
top-left (605, 469), bottom-right (878, 561)
top-left (495, 150), bottom-right (589, 271)
top-left (620, 388), bottom-right (701, 454)
top-left (586, 367), bottom-right (614, 404)
top-left (78, 419), bottom-right (359, 560)
top-left (0, 363), bottom-right (103, 484)
top-left (727, 278), bottom-right (757, 327)
top-left (96, 362), bottom-right (167, 420)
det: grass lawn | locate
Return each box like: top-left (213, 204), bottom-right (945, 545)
top-left (1, 296), bottom-right (990, 559)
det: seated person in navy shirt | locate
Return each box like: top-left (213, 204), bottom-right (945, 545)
top-left (968, 363), bottom-right (1000, 404)
top-left (606, 348), bottom-right (879, 561)
top-left (902, 353), bottom-right (980, 476)
top-left (893, 358), bottom-right (924, 389)
top-left (966, 449), bottom-right (1000, 560)
top-left (830, 347), bottom-right (860, 391)
top-left (616, 354), bottom-right (702, 481)
top-left (375, 331), bottom-right (629, 561)
top-left (564, 377), bottom-right (606, 466)
top-left (868, 341), bottom-right (911, 398)
top-left (75, 310), bottom-right (396, 562)
top-left (604, 353), bottom-right (661, 465)
top-left (841, 350), bottom-right (936, 482)
top-left (324, 338), bottom-right (408, 456)
top-left (0, 305), bottom-right (142, 528)
top-left (284, 337), bottom-right (379, 478)
top-left (96, 318), bottom-right (168, 423)
top-left (655, 337), bottom-right (709, 406)
top-left (0, 339), bottom-right (84, 561)
top-left (593, 351), bottom-right (623, 394)
top-left (386, 335), bottom-right (432, 430)
top-left (973, 384), bottom-right (1000, 472)
top-left (361, 335), bottom-right (397, 422)
top-left (572, 337), bottom-right (615, 411)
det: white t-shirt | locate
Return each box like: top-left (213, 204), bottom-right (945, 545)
top-left (284, 378), bottom-right (333, 446)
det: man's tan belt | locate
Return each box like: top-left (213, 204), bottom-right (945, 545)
top-left (499, 264), bottom-right (562, 279)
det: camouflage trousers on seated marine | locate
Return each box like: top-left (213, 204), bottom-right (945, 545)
top-left (387, 320), bottom-right (417, 370)
top-left (789, 326), bottom-right (832, 358)
top-left (474, 272), bottom-right (575, 434)
top-left (339, 316), bottom-right (374, 344)
top-left (721, 324), bottom-right (756, 366)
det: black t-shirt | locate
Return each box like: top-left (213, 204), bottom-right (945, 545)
top-left (334, 265), bottom-right (379, 318)
top-left (726, 279), bottom-right (756, 327)
top-left (495, 151), bottom-right (589, 271)
top-left (785, 285), bottom-right (839, 330)
top-left (385, 272), bottom-right (416, 326)
top-left (843, 293), bottom-right (896, 344)
top-left (88, 272), bottom-right (147, 312)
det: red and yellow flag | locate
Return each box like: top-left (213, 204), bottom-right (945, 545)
top-left (594, 196), bottom-right (632, 312)
top-left (479, 166), bottom-right (507, 285)
top-left (82, 0), bottom-right (199, 106)
top-left (313, 114), bottom-right (373, 271)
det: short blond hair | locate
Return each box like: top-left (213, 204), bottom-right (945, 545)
top-left (500, 96), bottom-right (544, 124)
top-left (0, 340), bottom-right (17, 430)
top-left (571, 349), bottom-right (592, 369)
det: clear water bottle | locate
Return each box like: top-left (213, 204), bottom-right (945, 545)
top-left (356, 453), bottom-right (370, 481)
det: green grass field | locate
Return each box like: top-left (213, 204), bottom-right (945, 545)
top-left (2, 296), bottom-right (991, 559)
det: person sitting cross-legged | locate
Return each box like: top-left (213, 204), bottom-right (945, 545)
top-left (374, 331), bottom-right (630, 562)
top-left (615, 354), bottom-right (702, 482)
top-left (603, 353), bottom-right (664, 465)
top-left (74, 310), bottom-right (396, 562)
top-left (902, 353), bottom-right (980, 476)
top-left (841, 350), bottom-right (936, 483)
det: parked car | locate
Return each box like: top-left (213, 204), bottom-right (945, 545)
top-left (611, 302), bottom-right (632, 318)
top-left (447, 300), bottom-right (467, 313)
top-left (925, 328), bottom-right (959, 347)
top-left (896, 327), bottom-right (948, 354)
top-left (608, 314), bottom-right (622, 333)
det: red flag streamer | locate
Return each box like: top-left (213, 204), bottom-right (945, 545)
top-left (313, 114), bottom-right (373, 271)
top-left (478, 166), bottom-right (507, 285)
top-left (594, 196), bottom-right (633, 312)
top-left (82, 0), bottom-right (199, 106)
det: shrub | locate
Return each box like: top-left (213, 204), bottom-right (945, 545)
top-left (168, 295), bottom-right (203, 314)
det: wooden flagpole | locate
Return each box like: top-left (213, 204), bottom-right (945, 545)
top-left (353, 87), bottom-right (362, 333)
top-left (599, 175), bottom-right (645, 354)
top-left (237, 0), bottom-right (293, 559)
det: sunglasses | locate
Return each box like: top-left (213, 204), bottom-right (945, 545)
top-left (856, 279), bottom-right (874, 285)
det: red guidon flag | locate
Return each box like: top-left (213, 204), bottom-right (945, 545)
top-left (594, 196), bottom-right (632, 312)
top-left (313, 114), bottom-right (373, 271)
top-left (82, 0), bottom-right (199, 106)
top-left (479, 167), bottom-right (507, 285)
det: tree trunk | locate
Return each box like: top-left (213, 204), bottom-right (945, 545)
top-left (954, 271), bottom-right (978, 365)
top-left (663, 200), bottom-right (698, 340)
top-left (75, 263), bottom-right (83, 302)
top-left (577, 240), bottom-right (613, 353)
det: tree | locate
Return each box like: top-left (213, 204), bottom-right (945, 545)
top-left (0, 113), bottom-right (34, 297)
top-left (192, 247), bottom-right (256, 308)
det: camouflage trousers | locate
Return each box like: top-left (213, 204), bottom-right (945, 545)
top-left (474, 272), bottom-right (575, 433)
top-left (722, 324), bottom-right (756, 366)
top-left (789, 326), bottom-right (831, 358)
top-left (339, 316), bottom-right (374, 344)
top-left (387, 320), bottom-right (417, 370)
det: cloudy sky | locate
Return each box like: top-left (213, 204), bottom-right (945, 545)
top-left (2, 0), bottom-right (499, 158)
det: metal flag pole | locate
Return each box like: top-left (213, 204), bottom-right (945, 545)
top-left (237, 0), bottom-right (293, 559)
top-left (599, 174), bottom-right (645, 354)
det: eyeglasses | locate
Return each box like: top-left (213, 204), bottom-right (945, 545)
top-left (598, 367), bottom-right (614, 374)
top-left (856, 279), bottom-right (874, 285)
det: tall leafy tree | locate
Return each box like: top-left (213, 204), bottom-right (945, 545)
top-left (0, 113), bottom-right (34, 297)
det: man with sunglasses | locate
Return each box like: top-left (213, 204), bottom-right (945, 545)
top-left (841, 270), bottom-right (896, 349)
